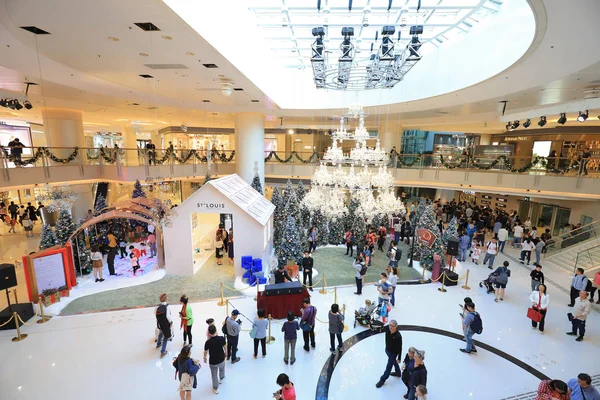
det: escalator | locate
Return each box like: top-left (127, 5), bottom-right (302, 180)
top-left (94, 182), bottom-right (109, 209)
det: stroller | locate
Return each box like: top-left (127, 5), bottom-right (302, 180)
top-left (479, 273), bottom-right (497, 294)
top-left (354, 300), bottom-right (384, 331)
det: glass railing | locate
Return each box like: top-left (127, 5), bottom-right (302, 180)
top-left (545, 220), bottom-right (600, 256)
top-left (574, 244), bottom-right (600, 273)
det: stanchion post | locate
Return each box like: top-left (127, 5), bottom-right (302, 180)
top-left (13, 289), bottom-right (18, 304)
top-left (217, 282), bottom-right (225, 306)
top-left (37, 298), bottom-right (51, 324)
top-left (461, 269), bottom-right (471, 290)
top-left (267, 314), bottom-right (275, 344)
top-left (255, 279), bottom-right (259, 302)
top-left (334, 287), bottom-right (338, 304)
top-left (225, 299), bottom-right (229, 316)
top-left (438, 273), bottom-right (447, 293)
top-left (11, 312), bottom-right (28, 342)
top-left (419, 265), bottom-right (426, 284)
top-left (342, 304), bottom-right (348, 332)
top-left (319, 273), bottom-right (327, 294)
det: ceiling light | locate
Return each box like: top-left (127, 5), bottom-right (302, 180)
top-left (23, 100), bottom-right (32, 110)
top-left (185, 52), bottom-right (195, 56)
top-left (288, 129), bottom-right (294, 134)
top-left (108, 36), bottom-right (119, 41)
top-left (511, 120), bottom-right (520, 129)
top-left (577, 110), bottom-right (588, 122)
top-left (523, 119), bottom-right (531, 128)
top-left (557, 113), bottom-right (567, 124)
top-left (0, 99), bottom-right (7, 107)
top-left (162, 35), bottom-right (172, 40)
top-left (505, 122), bottom-right (512, 131)
top-left (139, 53), bottom-right (149, 57)
top-left (538, 116), bottom-right (547, 127)
top-left (221, 86), bottom-right (232, 96)
top-left (6, 100), bottom-right (16, 110)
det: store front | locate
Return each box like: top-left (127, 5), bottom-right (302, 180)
top-left (518, 200), bottom-right (571, 236)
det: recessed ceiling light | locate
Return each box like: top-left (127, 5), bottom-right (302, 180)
top-left (20, 26), bottom-right (51, 35)
top-left (162, 35), bottom-right (172, 40)
top-left (139, 53), bottom-right (149, 57)
top-left (181, 74), bottom-right (188, 78)
top-left (251, 99), bottom-right (260, 103)
top-left (202, 100), bottom-right (210, 103)
top-left (185, 52), bottom-right (195, 56)
top-left (108, 36), bottom-right (119, 41)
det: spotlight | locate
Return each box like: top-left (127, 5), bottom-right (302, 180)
top-left (6, 100), bottom-right (16, 110)
top-left (557, 113), bottom-right (567, 125)
top-left (14, 100), bottom-right (23, 110)
top-left (23, 100), bottom-right (32, 110)
top-left (511, 120), bottom-right (520, 129)
top-left (523, 119), bottom-right (531, 128)
top-left (577, 110), bottom-right (588, 122)
top-left (0, 99), bottom-right (7, 108)
top-left (538, 116), bottom-right (547, 127)
top-left (505, 122), bottom-right (512, 131)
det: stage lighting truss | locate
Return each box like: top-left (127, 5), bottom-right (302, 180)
top-left (310, 25), bottom-right (423, 91)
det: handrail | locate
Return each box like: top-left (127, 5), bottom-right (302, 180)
top-left (545, 220), bottom-right (600, 254)
top-left (574, 243), bottom-right (600, 272)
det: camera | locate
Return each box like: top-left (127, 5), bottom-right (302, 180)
top-left (237, 319), bottom-right (242, 325)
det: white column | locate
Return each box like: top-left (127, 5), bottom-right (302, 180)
top-left (235, 112), bottom-right (264, 186)
top-left (41, 108), bottom-right (85, 158)
top-left (122, 126), bottom-right (139, 166)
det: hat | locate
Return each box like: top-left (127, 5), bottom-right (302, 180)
top-left (232, 310), bottom-right (240, 316)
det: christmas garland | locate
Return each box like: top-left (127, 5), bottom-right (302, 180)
top-left (438, 154), bottom-right (571, 174)
top-left (0, 145), bottom-right (79, 166)
top-left (264, 151), bottom-right (320, 164)
top-left (397, 154), bottom-right (422, 167)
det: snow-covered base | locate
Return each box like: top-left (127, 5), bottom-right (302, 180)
top-left (235, 268), bottom-right (320, 297)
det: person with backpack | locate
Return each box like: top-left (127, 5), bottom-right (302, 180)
top-left (493, 261), bottom-right (511, 302)
top-left (224, 310), bottom-right (242, 363)
top-left (203, 325), bottom-right (226, 394)
top-left (388, 241), bottom-right (400, 268)
top-left (568, 268), bottom-right (589, 307)
top-left (155, 293), bottom-right (172, 358)
top-left (460, 302), bottom-right (482, 354)
top-left (300, 298), bottom-right (317, 352)
top-left (174, 345), bottom-right (200, 398)
top-left (353, 256), bottom-right (367, 295)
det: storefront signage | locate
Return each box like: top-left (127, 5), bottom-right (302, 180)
top-left (482, 195), bottom-right (492, 200)
top-left (196, 202), bottom-right (226, 210)
top-left (504, 136), bottom-right (530, 142)
top-left (496, 203), bottom-right (507, 208)
top-left (480, 200), bottom-right (490, 205)
top-left (496, 198), bottom-right (507, 203)
top-left (462, 190), bottom-right (476, 195)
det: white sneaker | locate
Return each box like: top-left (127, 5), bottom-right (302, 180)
top-left (212, 388), bottom-right (219, 394)
top-left (219, 377), bottom-right (225, 384)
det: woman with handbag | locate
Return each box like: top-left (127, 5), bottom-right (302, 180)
top-left (252, 309), bottom-right (268, 359)
top-left (529, 284), bottom-right (550, 333)
top-left (328, 303), bottom-right (344, 354)
top-left (173, 345), bottom-right (201, 400)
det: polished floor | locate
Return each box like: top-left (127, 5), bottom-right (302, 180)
top-left (1, 246), bottom-right (598, 400)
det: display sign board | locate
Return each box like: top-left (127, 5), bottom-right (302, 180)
top-left (416, 228), bottom-right (437, 248)
top-left (33, 253), bottom-right (67, 291)
top-left (482, 195), bottom-right (492, 200)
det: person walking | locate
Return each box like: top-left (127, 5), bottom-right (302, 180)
top-left (568, 268), bottom-right (589, 307)
top-left (307, 226), bottom-right (318, 253)
top-left (377, 224), bottom-right (387, 251)
top-left (155, 293), bottom-right (172, 358)
top-left (106, 231), bottom-right (118, 276)
top-left (328, 303), bottom-right (344, 354)
top-left (530, 264), bottom-right (545, 291)
top-left (458, 232), bottom-right (470, 262)
top-left (567, 373), bottom-right (600, 400)
top-left (145, 139), bottom-right (156, 165)
top-left (282, 311), bottom-right (299, 365)
top-left (512, 222), bottom-right (523, 248)
top-left (388, 241), bottom-right (399, 268)
top-left (215, 234), bottom-right (224, 266)
top-left (460, 303), bottom-right (481, 354)
top-left (387, 266), bottom-right (398, 307)
top-left (345, 230), bottom-right (354, 257)
top-left (301, 252), bottom-right (314, 291)
top-left (22, 214), bottom-right (33, 238)
top-left (252, 309), bottom-right (268, 359)
top-left (26, 202), bottom-right (38, 224)
top-left (375, 320), bottom-right (403, 389)
top-left (8, 201), bottom-right (18, 221)
top-left (174, 345), bottom-right (200, 399)
top-left (353, 256), bottom-right (366, 295)
top-left (493, 261), bottom-right (511, 302)
top-left (148, 232), bottom-right (157, 258)
top-left (529, 284), bottom-right (550, 333)
top-left (567, 291), bottom-right (591, 342)
top-left (483, 238), bottom-right (498, 270)
top-left (179, 295), bottom-right (194, 346)
top-left (497, 225), bottom-right (509, 253)
top-left (519, 237), bottom-right (534, 265)
top-left (407, 350), bottom-right (427, 400)
top-left (225, 310), bottom-right (241, 363)
top-left (7, 138), bottom-right (25, 164)
top-left (227, 228), bottom-right (234, 265)
top-left (401, 347), bottom-right (417, 399)
top-left (301, 298), bottom-right (316, 352)
top-left (203, 325), bottom-right (227, 394)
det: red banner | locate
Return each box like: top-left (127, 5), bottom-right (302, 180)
top-left (416, 228), bottom-right (437, 248)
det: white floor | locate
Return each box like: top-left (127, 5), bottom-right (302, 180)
top-left (0, 238), bottom-right (599, 399)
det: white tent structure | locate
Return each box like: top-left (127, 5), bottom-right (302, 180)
top-left (164, 174), bottom-right (275, 276)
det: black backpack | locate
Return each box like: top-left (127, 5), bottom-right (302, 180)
top-left (470, 312), bottom-right (483, 334)
top-left (359, 264), bottom-right (368, 276)
top-left (222, 317), bottom-right (228, 335)
top-left (585, 277), bottom-right (593, 293)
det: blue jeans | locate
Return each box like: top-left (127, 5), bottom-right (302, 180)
top-left (157, 331), bottom-right (168, 354)
top-left (465, 329), bottom-right (475, 352)
top-left (459, 247), bottom-right (467, 261)
top-left (390, 287), bottom-right (396, 306)
top-left (535, 249), bottom-right (541, 265)
top-left (379, 349), bottom-right (400, 382)
top-left (483, 253), bottom-right (495, 268)
top-left (499, 241), bottom-right (506, 253)
top-left (512, 237), bottom-right (521, 247)
top-left (408, 387), bottom-right (417, 400)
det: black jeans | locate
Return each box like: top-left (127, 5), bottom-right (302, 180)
top-left (589, 286), bottom-right (597, 302)
top-left (183, 324), bottom-right (193, 344)
top-left (355, 277), bottom-right (363, 294)
top-left (571, 319), bottom-right (586, 338)
top-left (346, 243), bottom-right (353, 256)
top-left (303, 327), bottom-right (315, 349)
top-left (520, 250), bottom-right (531, 264)
top-left (303, 270), bottom-right (313, 289)
top-left (253, 337), bottom-right (266, 356)
top-left (531, 308), bottom-right (547, 332)
top-left (227, 334), bottom-right (239, 360)
top-left (107, 247), bottom-right (117, 275)
top-left (329, 332), bottom-right (343, 350)
top-left (119, 246), bottom-right (127, 258)
top-left (569, 287), bottom-right (580, 306)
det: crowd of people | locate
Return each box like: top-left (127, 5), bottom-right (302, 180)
top-left (0, 200), bottom-right (43, 236)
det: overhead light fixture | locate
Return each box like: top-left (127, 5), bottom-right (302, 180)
top-left (6, 100), bottom-right (16, 110)
top-left (557, 113), bottom-right (567, 125)
top-left (23, 100), bottom-right (32, 109)
top-left (505, 122), bottom-right (512, 131)
top-left (511, 120), bottom-right (520, 129)
top-left (288, 129), bottom-right (295, 134)
top-left (538, 116), bottom-right (547, 127)
top-left (139, 53), bottom-right (149, 57)
top-left (523, 119), bottom-right (531, 128)
top-left (577, 110), bottom-right (588, 122)
top-left (0, 99), bottom-right (7, 108)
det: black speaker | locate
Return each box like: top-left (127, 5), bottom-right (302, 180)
top-left (0, 303), bottom-right (35, 331)
top-left (447, 239), bottom-right (459, 257)
top-left (441, 268), bottom-right (459, 287)
top-left (0, 264), bottom-right (17, 290)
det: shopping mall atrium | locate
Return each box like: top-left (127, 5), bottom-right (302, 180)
top-left (1, 0), bottom-right (600, 399)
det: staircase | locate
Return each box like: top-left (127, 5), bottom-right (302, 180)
top-left (544, 238), bottom-right (600, 274)
top-left (93, 182), bottom-right (109, 208)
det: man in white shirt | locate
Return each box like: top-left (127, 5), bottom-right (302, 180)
top-left (567, 291), bottom-right (591, 342)
top-left (483, 238), bottom-right (498, 270)
top-left (497, 225), bottom-right (509, 253)
top-left (512, 223), bottom-right (523, 249)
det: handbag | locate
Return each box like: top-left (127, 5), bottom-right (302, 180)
top-left (300, 320), bottom-right (312, 332)
top-left (527, 307), bottom-right (543, 322)
top-left (249, 326), bottom-right (257, 339)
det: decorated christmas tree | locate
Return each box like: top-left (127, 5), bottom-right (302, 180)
top-left (55, 209), bottom-right (76, 245)
top-left (282, 179), bottom-right (295, 205)
top-left (286, 189), bottom-right (305, 237)
top-left (296, 181), bottom-right (311, 229)
top-left (39, 224), bottom-right (58, 250)
top-left (132, 179), bottom-right (147, 199)
top-left (412, 204), bottom-right (445, 271)
top-left (343, 197), bottom-right (360, 232)
top-left (442, 216), bottom-right (459, 247)
top-left (309, 209), bottom-right (329, 245)
top-left (94, 194), bottom-right (109, 216)
top-left (276, 215), bottom-right (303, 267)
top-left (296, 180), bottom-right (307, 202)
top-left (74, 231), bottom-right (92, 274)
top-left (251, 172), bottom-right (263, 195)
top-left (352, 214), bottom-right (368, 250)
top-left (328, 216), bottom-right (345, 245)
top-left (372, 213), bottom-right (389, 229)
top-left (271, 186), bottom-right (285, 246)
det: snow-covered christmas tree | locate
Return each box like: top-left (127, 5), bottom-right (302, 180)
top-left (39, 224), bottom-right (58, 250)
top-left (94, 194), bottom-right (109, 216)
top-left (55, 209), bottom-right (76, 245)
top-left (296, 180), bottom-right (307, 202)
top-left (271, 186), bottom-right (285, 246)
top-left (251, 172), bottom-right (263, 195)
top-left (309, 209), bottom-right (329, 246)
top-left (74, 231), bottom-right (92, 274)
top-left (296, 180), bottom-right (311, 230)
top-left (343, 197), bottom-right (360, 232)
top-left (132, 179), bottom-right (147, 199)
top-left (412, 203), bottom-right (445, 271)
top-left (276, 215), bottom-right (304, 267)
top-left (328, 216), bottom-right (345, 245)
top-left (282, 179), bottom-right (295, 205)
top-left (442, 216), bottom-right (459, 247)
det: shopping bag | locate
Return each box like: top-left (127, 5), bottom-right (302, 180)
top-left (527, 307), bottom-right (542, 322)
